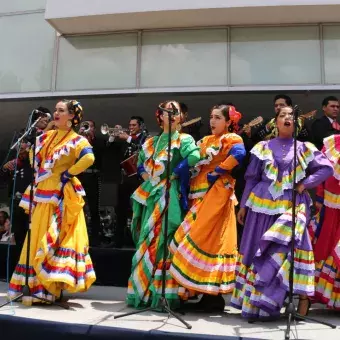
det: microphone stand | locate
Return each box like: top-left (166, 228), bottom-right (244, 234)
top-left (283, 106), bottom-right (336, 338)
top-left (10, 117), bottom-right (42, 151)
top-left (114, 108), bottom-right (192, 330)
top-left (0, 116), bottom-right (68, 309)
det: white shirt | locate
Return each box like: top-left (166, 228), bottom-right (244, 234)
top-left (327, 116), bottom-right (334, 125)
top-left (127, 133), bottom-right (141, 144)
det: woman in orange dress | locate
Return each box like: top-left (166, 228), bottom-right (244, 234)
top-left (170, 104), bottom-right (246, 311)
top-left (8, 100), bottom-right (96, 306)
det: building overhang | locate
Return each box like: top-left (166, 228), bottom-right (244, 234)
top-left (45, 0), bottom-right (340, 35)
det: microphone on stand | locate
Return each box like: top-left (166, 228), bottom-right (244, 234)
top-left (292, 105), bottom-right (301, 120)
top-left (11, 116), bottom-right (43, 150)
top-left (32, 109), bottom-right (51, 120)
top-left (170, 103), bottom-right (179, 115)
top-left (158, 105), bottom-right (180, 116)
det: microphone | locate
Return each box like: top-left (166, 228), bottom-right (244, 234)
top-left (157, 104), bottom-right (180, 116)
top-left (32, 109), bottom-right (51, 120)
top-left (292, 105), bottom-right (301, 119)
top-left (158, 106), bottom-right (173, 114)
top-left (170, 103), bottom-right (179, 115)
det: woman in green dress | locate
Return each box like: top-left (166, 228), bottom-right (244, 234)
top-left (126, 100), bottom-right (200, 309)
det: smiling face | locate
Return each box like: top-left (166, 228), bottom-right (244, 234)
top-left (129, 119), bottom-right (141, 135)
top-left (53, 101), bottom-right (75, 129)
top-left (276, 107), bottom-right (294, 137)
top-left (210, 108), bottom-right (231, 136)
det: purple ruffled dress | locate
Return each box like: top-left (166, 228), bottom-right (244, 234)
top-left (231, 137), bottom-right (333, 318)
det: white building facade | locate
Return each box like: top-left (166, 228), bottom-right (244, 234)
top-left (1, 0), bottom-right (340, 208)
top-left (1, 0), bottom-right (340, 99)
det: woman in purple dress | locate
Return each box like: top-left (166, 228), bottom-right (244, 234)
top-left (231, 106), bottom-right (333, 319)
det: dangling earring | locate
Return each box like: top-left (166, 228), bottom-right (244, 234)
top-left (66, 120), bottom-right (72, 128)
top-left (273, 125), bottom-right (278, 137)
top-left (268, 124), bottom-right (279, 139)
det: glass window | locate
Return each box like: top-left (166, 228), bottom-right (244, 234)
top-left (323, 25), bottom-right (340, 84)
top-left (141, 29), bottom-right (228, 87)
top-left (0, 0), bottom-right (46, 13)
top-left (230, 26), bottom-right (321, 85)
top-left (0, 13), bottom-right (55, 93)
top-left (56, 33), bottom-right (138, 90)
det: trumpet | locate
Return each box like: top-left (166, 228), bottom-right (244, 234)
top-left (101, 124), bottom-right (129, 139)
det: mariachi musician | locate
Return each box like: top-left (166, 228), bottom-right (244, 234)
top-left (109, 116), bottom-right (148, 248)
top-left (0, 107), bottom-right (52, 250)
top-left (251, 94), bottom-right (311, 143)
top-left (78, 120), bottom-right (103, 246)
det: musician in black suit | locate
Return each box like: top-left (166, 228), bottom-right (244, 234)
top-left (114, 116), bottom-right (147, 159)
top-left (78, 120), bottom-right (104, 246)
top-left (252, 94), bottom-right (310, 143)
top-left (311, 96), bottom-right (340, 150)
top-left (0, 107), bottom-right (52, 250)
top-left (0, 141), bottom-right (31, 250)
top-left (109, 116), bottom-right (148, 248)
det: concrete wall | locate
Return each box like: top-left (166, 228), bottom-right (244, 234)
top-left (45, 0), bottom-right (340, 17)
top-left (45, 0), bottom-right (340, 34)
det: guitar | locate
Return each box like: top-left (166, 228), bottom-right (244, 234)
top-left (238, 116), bottom-right (264, 136)
top-left (182, 117), bottom-right (202, 127)
top-left (299, 110), bottom-right (317, 123)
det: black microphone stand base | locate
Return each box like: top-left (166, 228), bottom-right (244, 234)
top-left (284, 302), bottom-right (336, 339)
top-left (0, 230), bottom-right (69, 310)
top-left (114, 296), bottom-right (192, 329)
top-left (0, 286), bottom-right (69, 310)
top-left (247, 302), bottom-right (336, 333)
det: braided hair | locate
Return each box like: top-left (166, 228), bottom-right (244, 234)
top-left (61, 99), bottom-right (83, 127)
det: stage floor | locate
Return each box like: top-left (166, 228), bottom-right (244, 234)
top-left (0, 282), bottom-right (339, 339)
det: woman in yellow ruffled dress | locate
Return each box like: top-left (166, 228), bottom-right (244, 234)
top-left (8, 99), bottom-right (96, 305)
top-left (169, 104), bottom-right (246, 311)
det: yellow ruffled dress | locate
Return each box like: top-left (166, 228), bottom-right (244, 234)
top-left (8, 129), bottom-right (96, 305)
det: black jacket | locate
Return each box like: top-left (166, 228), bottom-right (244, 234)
top-left (0, 157), bottom-right (32, 197)
top-left (103, 133), bottom-right (148, 182)
top-left (121, 133), bottom-right (148, 160)
top-left (311, 115), bottom-right (340, 150)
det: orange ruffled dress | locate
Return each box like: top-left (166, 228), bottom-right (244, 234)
top-left (170, 133), bottom-right (245, 298)
top-left (8, 129), bottom-right (96, 305)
